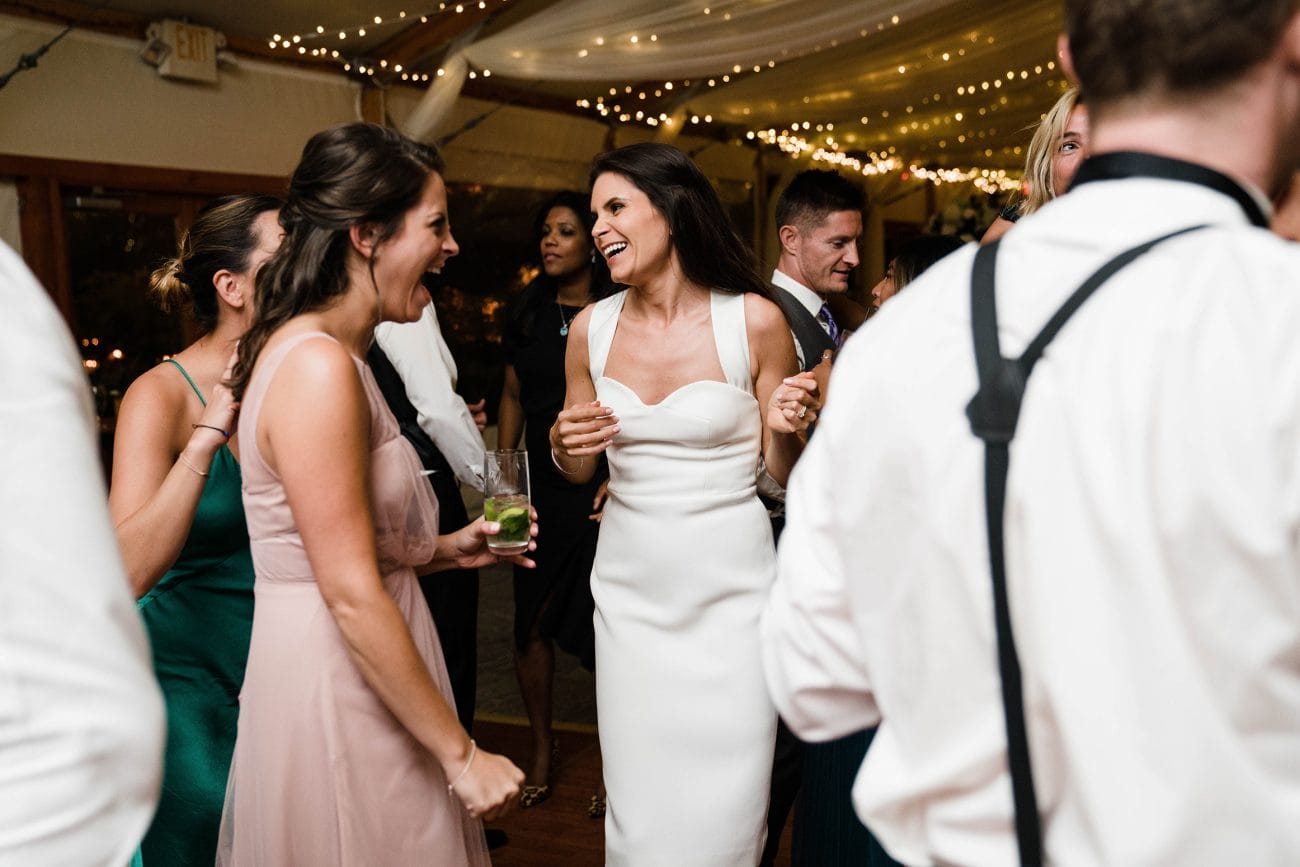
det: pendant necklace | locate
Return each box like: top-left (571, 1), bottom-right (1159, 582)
top-left (558, 301), bottom-right (584, 336)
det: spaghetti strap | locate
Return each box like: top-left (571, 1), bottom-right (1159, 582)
top-left (166, 358), bottom-right (207, 407)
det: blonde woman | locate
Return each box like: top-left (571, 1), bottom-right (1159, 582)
top-left (982, 87), bottom-right (1090, 243)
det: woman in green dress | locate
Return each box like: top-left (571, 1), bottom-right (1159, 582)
top-left (109, 195), bottom-right (281, 866)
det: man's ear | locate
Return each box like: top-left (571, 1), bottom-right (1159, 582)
top-left (349, 222), bottom-right (380, 259)
top-left (1057, 32), bottom-right (1079, 86)
top-left (778, 223), bottom-right (801, 257)
top-left (212, 269), bottom-right (245, 310)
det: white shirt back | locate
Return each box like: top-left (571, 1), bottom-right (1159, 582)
top-left (0, 242), bottom-right (164, 864)
top-left (763, 176), bottom-right (1300, 866)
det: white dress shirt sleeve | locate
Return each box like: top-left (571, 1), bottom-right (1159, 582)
top-left (374, 305), bottom-right (485, 492)
top-left (0, 242), bottom-right (165, 866)
top-left (761, 383), bottom-right (880, 740)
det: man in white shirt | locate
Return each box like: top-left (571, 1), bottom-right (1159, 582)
top-left (374, 303), bottom-right (485, 492)
top-left (372, 300), bottom-right (486, 731)
top-left (763, 1), bottom-right (1300, 864)
top-left (768, 169), bottom-right (865, 370)
top-left (0, 241), bottom-right (165, 865)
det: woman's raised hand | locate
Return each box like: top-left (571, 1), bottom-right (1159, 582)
top-left (551, 401), bottom-right (619, 457)
top-left (191, 348), bottom-right (242, 450)
top-left (766, 370), bottom-right (820, 435)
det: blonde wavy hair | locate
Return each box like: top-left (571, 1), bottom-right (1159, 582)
top-left (1018, 87), bottom-right (1082, 217)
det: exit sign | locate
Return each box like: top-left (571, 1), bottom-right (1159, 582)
top-left (156, 20), bottom-right (219, 83)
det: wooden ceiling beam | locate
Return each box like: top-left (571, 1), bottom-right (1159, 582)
top-left (368, 3), bottom-right (499, 73)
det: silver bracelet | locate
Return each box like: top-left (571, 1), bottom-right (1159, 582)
top-left (550, 446), bottom-right (585, 476)
top-left (447, 739), bottom-right (477, 794)
top-left (178, 454), bottom-right (209, 477)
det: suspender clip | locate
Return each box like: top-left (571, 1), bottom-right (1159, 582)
top-left (966, 357), bottom-right (1026, 445)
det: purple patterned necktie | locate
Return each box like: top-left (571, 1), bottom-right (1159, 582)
top-left (818, 302), bottom-right (842, 347)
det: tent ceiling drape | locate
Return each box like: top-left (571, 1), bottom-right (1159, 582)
top-left (42, 0), bottom-right (1065, 173)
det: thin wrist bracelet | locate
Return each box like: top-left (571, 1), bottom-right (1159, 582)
top-left (550, 446), bottom-right (585, 475)
top-left (191, 422), bottom-right (231, 439)
top-left (178, 454), bottom-right (209, 477)
top-left (447, 739), bottom-right (477, 794)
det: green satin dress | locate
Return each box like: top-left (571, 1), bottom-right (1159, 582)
top-left (134, 359), bottom-right (254, 867)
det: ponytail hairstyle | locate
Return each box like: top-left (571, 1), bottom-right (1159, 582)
top-left (589, 142), bottom-right (771, 299)
top-left (229, 122), bottom-right (444, 400)
top-left (149, 194), bottom-right (281, 333)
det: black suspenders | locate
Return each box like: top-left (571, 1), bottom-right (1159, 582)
top-left (964, 224), bottom-right (1207, 866)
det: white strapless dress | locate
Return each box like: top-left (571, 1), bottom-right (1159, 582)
top-left (588, 290), bottom-right (777, 866)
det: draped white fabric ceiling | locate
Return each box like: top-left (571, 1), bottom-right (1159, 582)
top-left (408, 0), bottom-right (1064, 172)
top-left (89, 0), bottom-right (1065, 173)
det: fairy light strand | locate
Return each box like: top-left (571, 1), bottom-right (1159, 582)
top-left (267, 0), bottom-right (508, 80)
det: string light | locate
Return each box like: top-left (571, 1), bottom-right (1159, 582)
top-left (266, 0), bottom-right (510, 81)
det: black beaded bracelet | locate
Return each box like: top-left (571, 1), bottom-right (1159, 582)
top-left (192, 423), bottom-right (231, 439)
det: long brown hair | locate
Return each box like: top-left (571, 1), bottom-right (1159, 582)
top-left (589, 142), bottom-right (771, 299)
top-left (229, 123), bottom-right (444, 399)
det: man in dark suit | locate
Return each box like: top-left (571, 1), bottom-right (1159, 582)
top-left (767, 170), bottom-right (865, 372)
top-left (763, 170), bottom-right (884, 867)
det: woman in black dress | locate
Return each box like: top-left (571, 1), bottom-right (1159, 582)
top-left (498, 191), bottom-right (611, 810)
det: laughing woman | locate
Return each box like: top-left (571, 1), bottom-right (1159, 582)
top-left (217, 123), bottom-right (527, 866)
top-left (551, 142), bottom-right (819, 865)
top-left (498, 191), bottom-right (613, 811)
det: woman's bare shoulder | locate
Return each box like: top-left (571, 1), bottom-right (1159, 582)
top-left (265, 333), bottom-right (361, 395)
top-left (119, 356), bottom-right (197, 417)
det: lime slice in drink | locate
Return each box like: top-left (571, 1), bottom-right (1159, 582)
top-left (493, 505), bottom-right (530, 543)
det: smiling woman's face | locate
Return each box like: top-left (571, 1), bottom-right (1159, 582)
top-left (590, 172), bottom-right (675, 288)
top-left (372, 171), bottom-right (459, 323)
top-left (540, 205), bottom-right (592, 280)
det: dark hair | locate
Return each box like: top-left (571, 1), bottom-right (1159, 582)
top-left (775, 169), bottom-right (866, 233)
top-left (891, 234), bottom-right (964, 292)
top-left (229, 122), bottom-right (444, 399)
top-left (589, 142), bottom-right (770, 298)
top-left (149, 194), bottom-right (281, 333)
top-left (1065, 0), bottom-right (1300, 104)
top-left (506, 190), bottom-right (614, 349)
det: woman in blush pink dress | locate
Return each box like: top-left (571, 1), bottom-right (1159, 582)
top-left (217, 123), bottom-right (529, 866)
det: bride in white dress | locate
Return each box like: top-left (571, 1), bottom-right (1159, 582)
top-left (550, 142), bottom-right (820, 865)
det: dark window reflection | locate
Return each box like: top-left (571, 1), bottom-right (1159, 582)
top-left (66, 204), bottom-right (184, 475)
top-left (437, 183), bottom-right (540, 416)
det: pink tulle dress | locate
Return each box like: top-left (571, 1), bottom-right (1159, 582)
top-left (216, 332), bottom-right (488, 866)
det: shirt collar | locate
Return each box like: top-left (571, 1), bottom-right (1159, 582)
top-left (1072, 151), bottom-right (1273, 228)
top-left (771, 269), bottom-right (824, 317)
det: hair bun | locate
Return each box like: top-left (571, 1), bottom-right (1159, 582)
top-left (149, 257), bottom-right (190, 310)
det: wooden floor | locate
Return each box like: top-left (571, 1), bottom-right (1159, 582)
top-left (474, 716), bottom-right (792, 866)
